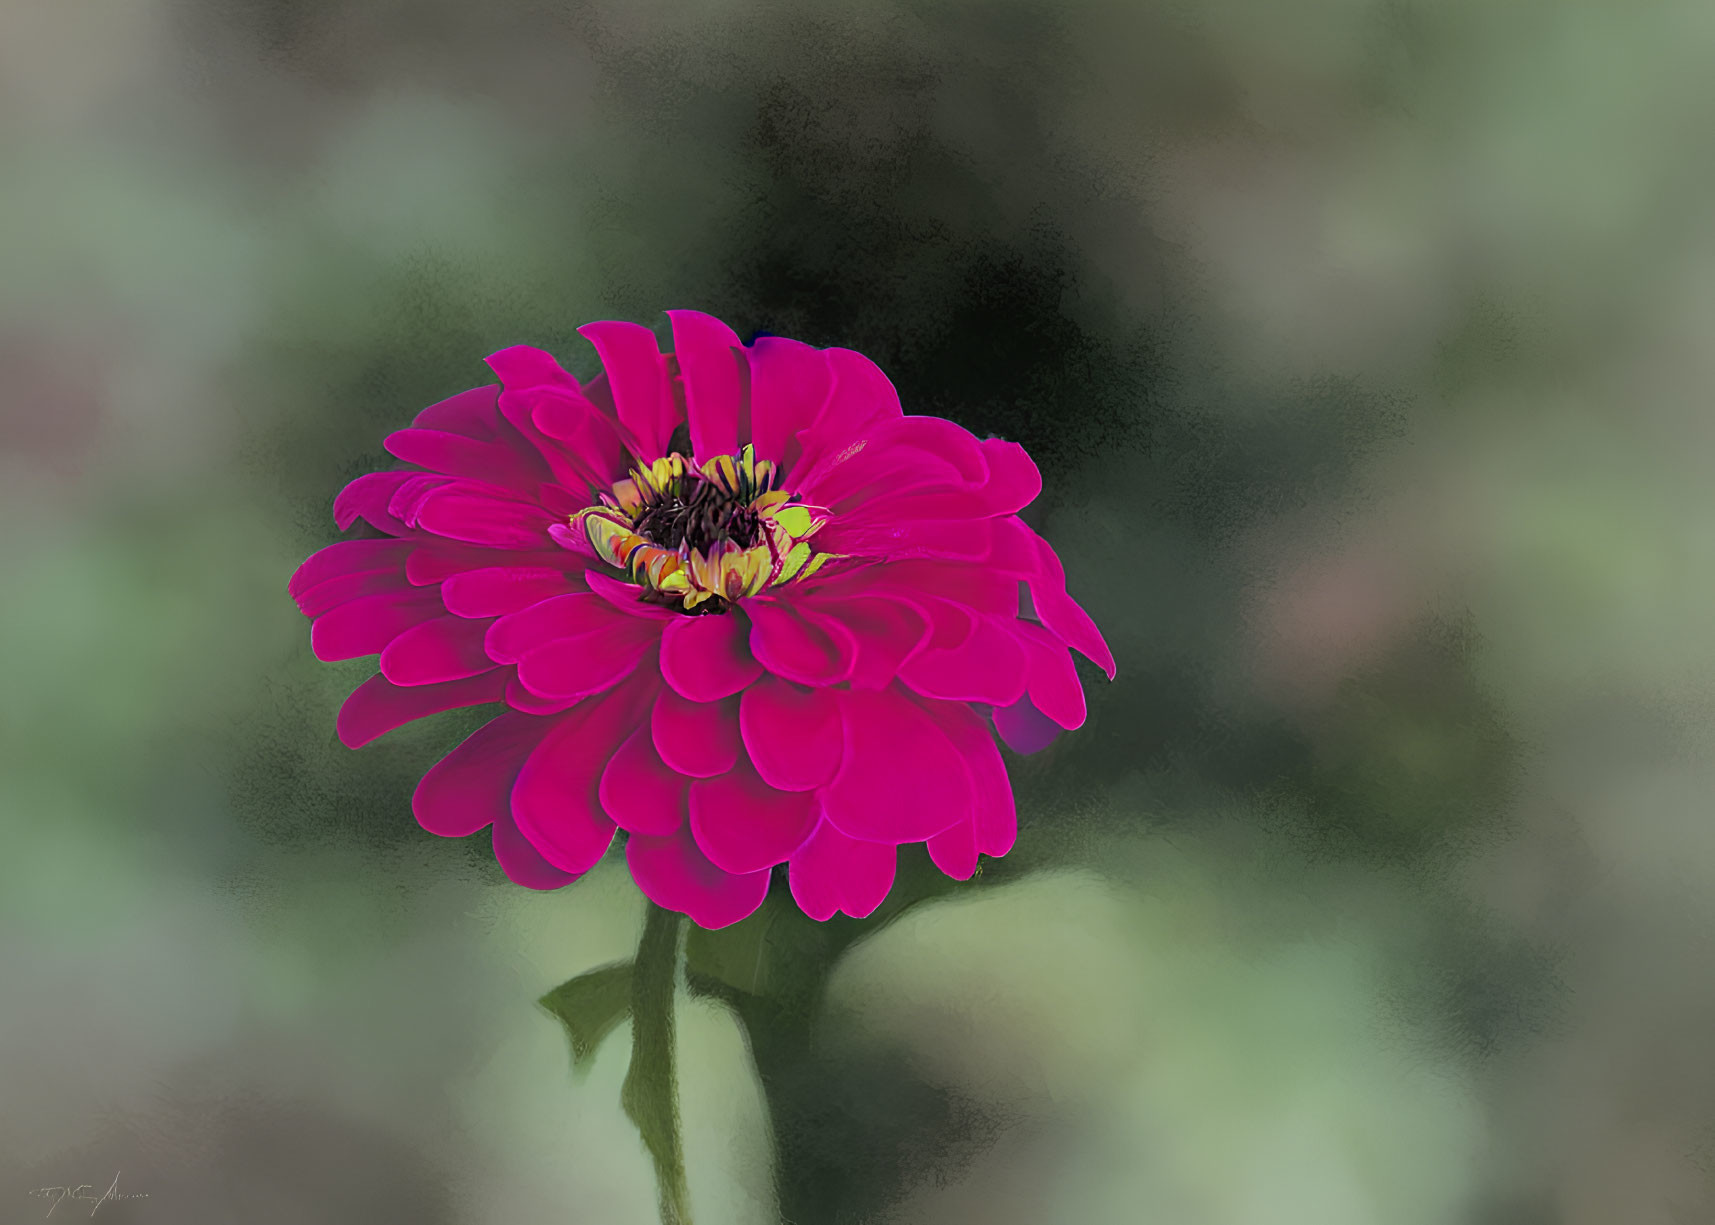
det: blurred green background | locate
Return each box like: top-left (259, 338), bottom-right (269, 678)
top-left (5, 0), bottom-right (1715, 1221)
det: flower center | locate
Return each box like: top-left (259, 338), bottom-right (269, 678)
top-left (570, 446), bottom-right (831, 612)
top-left (632, 469), bottom-right (765, 554)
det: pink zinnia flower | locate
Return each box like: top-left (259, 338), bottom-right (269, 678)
top-left (289, 312), bottom-right (1113, 928)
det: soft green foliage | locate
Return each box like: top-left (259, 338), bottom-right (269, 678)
top-left (541, 960), bottom-right (635, 1077)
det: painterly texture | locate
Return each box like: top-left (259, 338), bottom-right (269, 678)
top-left (290, 313), bottom-right (1112, 926)
top-left (12, 0), bottom-right (1715, 1222)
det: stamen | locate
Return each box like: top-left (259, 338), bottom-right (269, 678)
top-left (634, 475), bottom-right (764, 554)
top-left (569, 444), bottom-right (829, 612)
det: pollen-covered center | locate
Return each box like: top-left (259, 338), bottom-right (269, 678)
top-left (632, 471), bottom-right (764, 554)
top-left (570, 445), bottom-right (831, 612)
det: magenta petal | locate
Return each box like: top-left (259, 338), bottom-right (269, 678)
top-left (493, 813), bottom-right (583, 890)
top-left (797, 415), bottom-right (981, 508)
top-left (486, 345), bottom-right (621, 494)
top-left (660, 612), bottom-right (763, 701)
top-left (505, 674), bottom-right (581, 716)
top-left (578, 320), bottom-right (680, 460)
top-left (800, 595), bottom-right (928, 690)
top-left (510, 681), bottom-right (652, 873)
top-left (549, 521), bottom-right (603, 561)
top-left (440, 567), bottom-right (582, 618)
top-left (529, 392), bottom-right (632, 486)
top-left (1017, 623), bottom-right (1087, 730)
top-left (746, 336), bottom-right (831, 469)
top-left (853, 558), bottom-right (1018, 617)
top-left (531, 402), bottom-right (629, 489)
top-left (514, 628), bottom-right (656, 701)
top-left (810, 442), bottom-right (967, 512)
top-left (788, 820), bottom-right (897, 920)
top-left (993, 694), bottom-right (1061, 755)
top-left (745, 598), bottom-right (856, 685)
top-left (885, 591), bottom-right (975, 651)
top-left (651, 688), bottom-right (741, 778)
top-left (383, 427), bottom-right (545, 492)
top-left (909, 416), bottom-right (989, 482)
top-left (837, 484), bottom-right (1021, 529)
top-left (380, 477), bottom-right (446, 530)
top-left (583, 569), bottom-right (679, 619)
top-left (922, 699), bottom-right (1016, 858)
top-left (897, 615), bottom-right (1028, 706)
top-left (598, 724), bottom-right (688, 836)
top-left (487, 345), bottom-right (586, 400)
top-left (333, 471), bottom-right (424, 536)
top-left (336, 671), bottom-right (508, 749)
top-left (626, 824), bottom-right (770, 929)
top-left (830, 437), bottom-right (1039, 524)
top-left (486, 593), bottom-right (623, 662)
top-left (413, 711), bottom-right (552, 837)
top-left (411, 485), bottom-right (557, 549)
top-left (989, 517), bottom-right (1114, 678)
top-left (311, 589), bottom-right (444, 661)
top-left (791, 348), bottom-right (904, 477)
top-left (921, 594), bottom-right (986, 650)
top-left (688, 758), bottom-right (818, 874)
top-left (976, 438), bottom-right (1043, 514)
top-left (1034, 586), bottom-right (1114, 679)
top-left (1028, 536), bottom-right (1116, 680)
top-left (819, 687), bottom-right (970, 843)
top-left (380, 615), bottom-right (498, 686)
top-left (404, 544), bottom-right (570, 586)
top-left (812, 515), bottom-right (994, 562)
top-left (385, 471), bottom-right (445, 520)
top-left (289, 539), bottom-right (410, 613)
top-left (738, 675), bottom-right (842, 792)
top-left (500, 404), bottom-right (606, 498)
top-left (668, 310), bottom-right (745, 463)
top-left (294, 567), bottom-right (412, 619)
top-left (412, 385), bottom-right (505, 438)
top-left (926, 818), bottom-right (979, 880)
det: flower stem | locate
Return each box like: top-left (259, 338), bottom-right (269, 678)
top-left (622, 902), bottom-right (692, 1225)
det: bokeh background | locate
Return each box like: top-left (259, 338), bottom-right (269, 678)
top-left (6, 0), bottom-right (1715, 1221)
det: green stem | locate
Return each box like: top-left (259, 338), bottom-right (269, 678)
top-left (622, 902), bottom-right (691, 1225)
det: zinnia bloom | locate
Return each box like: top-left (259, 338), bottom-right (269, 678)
top-left (289, 312), bottom-right (1113, 927)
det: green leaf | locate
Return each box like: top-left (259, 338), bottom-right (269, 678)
top-left (539, 960), bottom-right (633, 1077)
top-left (685, 889), bottom-right (831, 1001)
